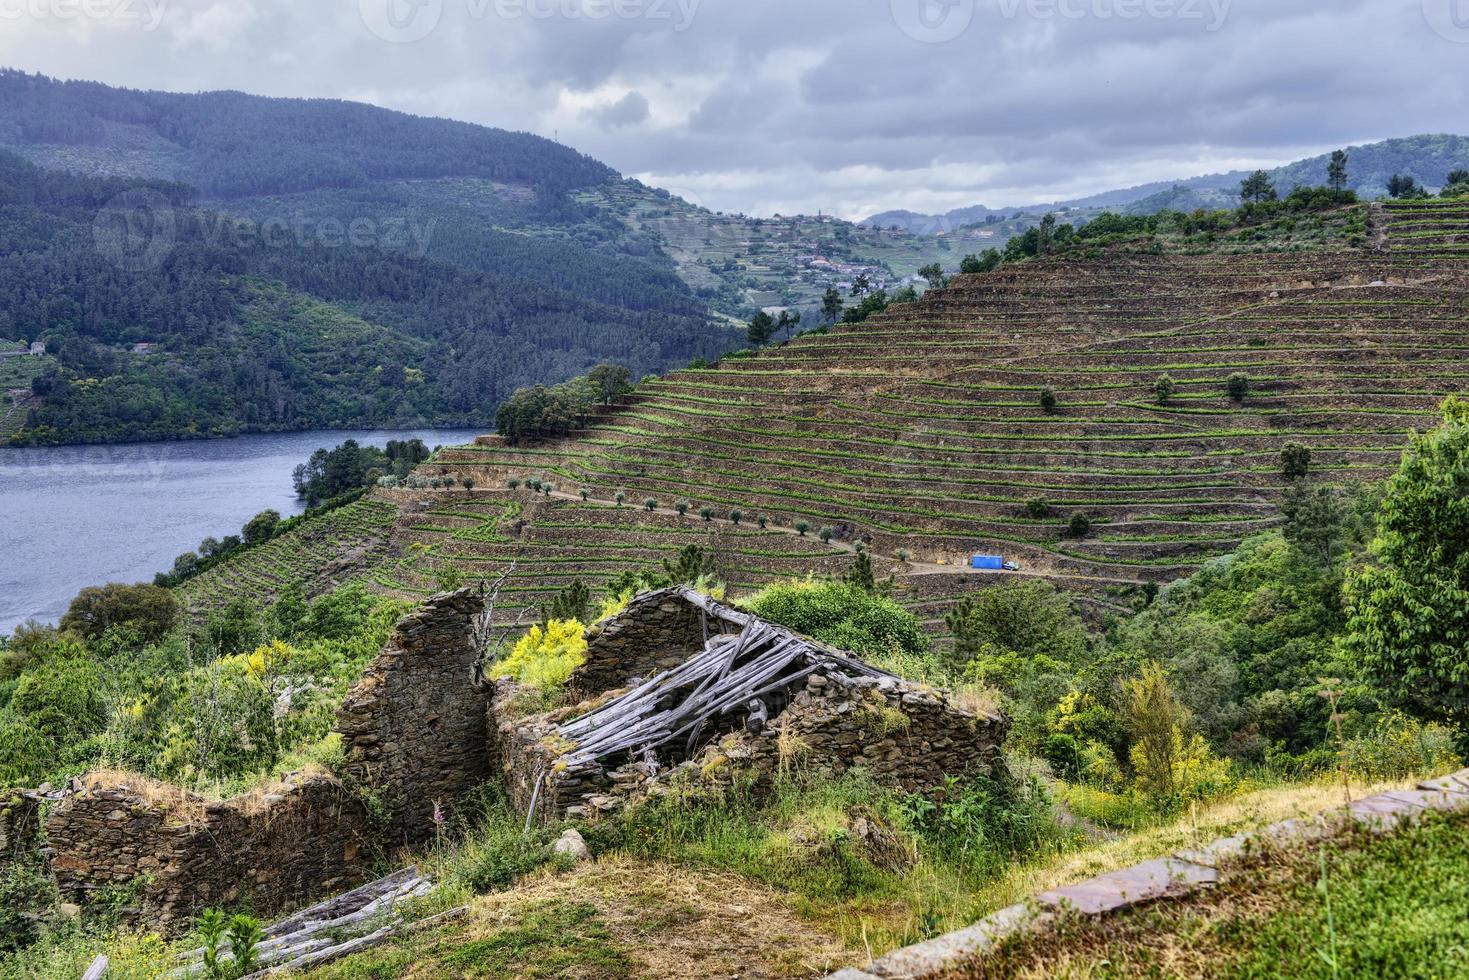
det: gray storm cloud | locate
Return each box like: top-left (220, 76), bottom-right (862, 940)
top-left (0, 0), bottom-right (1462, 217)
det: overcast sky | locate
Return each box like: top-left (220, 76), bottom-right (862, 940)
top-left (1, 0), bottom-right (1465, 219)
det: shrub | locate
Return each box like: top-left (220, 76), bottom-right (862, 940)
top-left (528, 478), bottom-right (542, 491)
top-left (1153, 373), bottom-right (1176, 405)
top-left (1282, 442), bottom-right (1312, 480)
top-left (675, 499), bottom-right (690, 516)
top-left (435, 563), bottom-right (466, 592)
top-left (0, 855), bottom-right (54, 953)
top-left (662, 544), bottom-right (715, 586)
top-left (818, 526), bottom-right (836, 544)
top-left (242, 509), bottom-right (281, 546)
top-left (730, 508), bottom-right (744, 526)
top-left (1343, 712), bottom-right (1461, 780)
top-left (1068, 513), bottom-right (1091, 538)
top-left (1039, 387), bottom-right (1058, 413)
top-left (541, 579), bottom-right (591, 625)
top-left (450, 812), bottom-right (556, 894)
top-left (615, 491), bottom-right (626, 507)
top-left (844, 551), bottom-right (876, 592)
top-left (1026, 497), bottom-right (1051, 519)
top-left (757, 514), bottom-right (768, 529)
top-left (61, 583), bottom-right (179, 644)
top-left (700, 506), bottom-right (715, 522)
top-left (461, 478), bottom-right (475, 491)
top-left (644, 497), bottom-right (658, 512)
top-left (508, 478), bottom-right (521, 490)
top-left (1227, 372), bottom-right (1250, 402)
top-left (795, 520), bottom-right (811, 537)
top-left (895, 549), bottom-right (912, 562)
top-left (495, 620), bottom-right (588, 689)
top-left (580, 487), bottom-right (590, 501)
top-left (944, 581), bottom-right (1088, 686)
top-left (1123, 662), bottom-right (1190, 797)
top-left (747, 579), bottom-right (930, 663)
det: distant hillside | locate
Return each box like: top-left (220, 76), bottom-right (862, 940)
top-left (864, 135), bottom-right (1469, 233)
top-left (0, 70), bottom-right (960, 387)
top-left (0, 151), bottom-right (732, 445)
top-left (0, 68), bottom-right (613, 198)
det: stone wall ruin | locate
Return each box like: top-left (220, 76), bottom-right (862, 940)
top-left (495, 588), bottom-right (1008, 823)
top-left (21, 587), bottom-right (496, 934)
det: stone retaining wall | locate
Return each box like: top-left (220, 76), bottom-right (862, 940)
top-left (46, 773), bottom-right (371, 931)
top-left (337, 588), bottom-right (491, 846)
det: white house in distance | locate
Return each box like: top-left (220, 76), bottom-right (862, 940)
top-left (28, 341), bottom-right (45, 356)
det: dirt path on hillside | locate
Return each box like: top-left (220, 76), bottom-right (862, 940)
top-left (525, 486), bottom-right (1141, 589)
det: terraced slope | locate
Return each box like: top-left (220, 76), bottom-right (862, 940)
top-left (429, 203), bottom-right (1469, 617)
top-left (176, 499), bottom-right (398, 612)
top-left (177, 202), bottom-right (1469, 642)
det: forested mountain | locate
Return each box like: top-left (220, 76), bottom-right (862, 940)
top-left (0, 71), bottom-right (747, 444)
top-left (0, 69), bottom-right (613, 198)
top-left (0, 151), bottom-right (733, 444)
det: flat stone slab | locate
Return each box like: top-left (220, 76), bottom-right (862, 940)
top-left (1380, 789), bottom-right (1466, 813)
top-left (1039, 858), bottom-right (1218, 916)
top-left (1419, 772), bottom-right (1469, 795)
top-left (1173, 832), bottom-right (1252, 869)
top-left (1259, 816), bottom-right (1334, 846)
top-left (864, 904), bottom-right (1044, 978)
top-left (1347, 793), bottom-right (1429, 830)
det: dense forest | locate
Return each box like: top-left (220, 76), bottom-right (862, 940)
top-left (0, 71), bottom-right (745, 445)
top-left (0, 152), bottom-right (734, 444)
top-left (0, 70), bottom-right (613, 198)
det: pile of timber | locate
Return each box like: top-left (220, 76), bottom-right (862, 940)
top-left (155, 866), bottom-right (465, 977)
top-left (554, 616), bottom-right (898, 785)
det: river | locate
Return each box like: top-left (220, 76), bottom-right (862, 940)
top-left (0, 428), bottom-right (483, 633)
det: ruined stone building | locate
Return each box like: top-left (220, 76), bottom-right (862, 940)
top-left (494, 588), bottom-right (1009, 824)
top-left (3, 586), bottom-right (1007, 933)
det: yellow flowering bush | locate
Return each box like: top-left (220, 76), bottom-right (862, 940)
top-left (496, 619), bottom-right (588, 689)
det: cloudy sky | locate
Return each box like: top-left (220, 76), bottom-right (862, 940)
top-left (0, 0), bottom-right (1465, 218)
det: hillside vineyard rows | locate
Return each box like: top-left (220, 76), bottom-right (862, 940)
top-left (178, 200), bottom-right (1469, 648)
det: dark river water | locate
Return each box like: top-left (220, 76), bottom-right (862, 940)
top-left (0, 428), bottom-right (482, 633)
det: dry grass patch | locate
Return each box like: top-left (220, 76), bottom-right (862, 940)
top-left (307, 858), bottom-right (855, 979)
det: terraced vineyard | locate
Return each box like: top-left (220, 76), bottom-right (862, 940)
top-left (174, 201), bottom-right (1469, 642)
top-left (370, 493), bottom-right (857, 620)
top-left (425, 201), bottom-right (1469, 629)
top-left (176, 499), bottom-right (398, 614)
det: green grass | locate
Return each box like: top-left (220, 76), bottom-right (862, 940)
top-left (973, 810), bottom-right (1469, 979)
